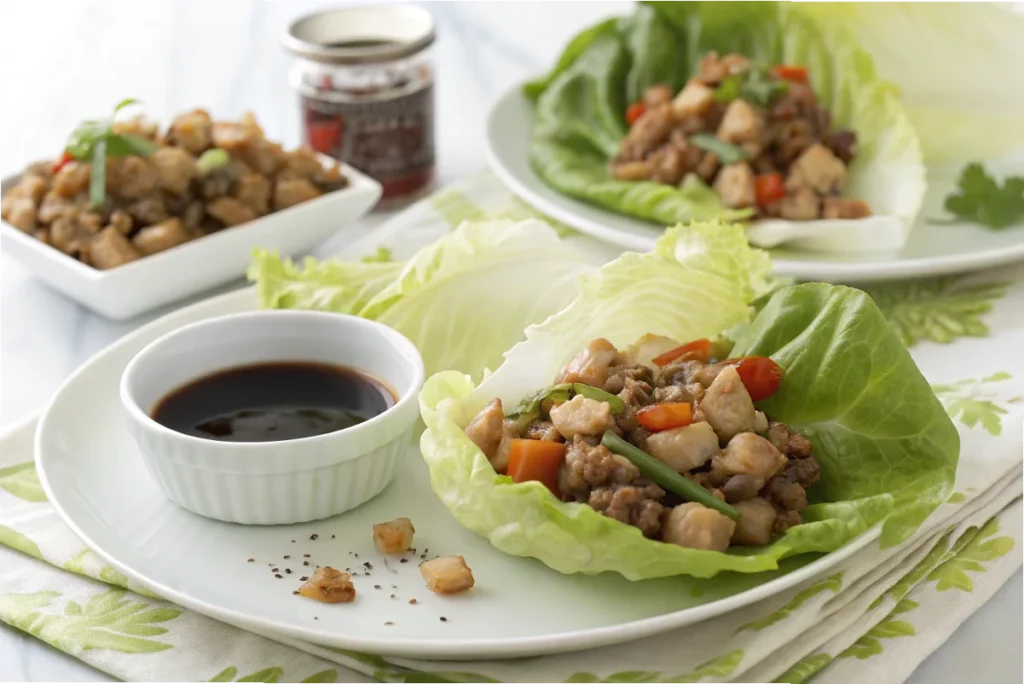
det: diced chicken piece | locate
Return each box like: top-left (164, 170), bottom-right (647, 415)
top-left (113, 156), bottom-right (160, 200)
top-left (150, 146), bottom-right (195, 196)
top-left (662, 502), bottom-right (736, 552)
top-left (622, 333), bottom-right (681, 370)
top-left (37, 191), bottom-right (76, 224)
top-left (273, 178), bottom-right (322, 211)
top-left (112, 116), bottom-right (159, 141)
top-left (549, 395), bottom-right (615, 440)
top-left (49, 218), bottom-right (90, 255)
top-left (716, 100), bottom-right (764, 157)
top-left (700, 366), bottom-right (756, 442)
top-left (77, 212), bottom-right (103, 234)
top-left (169, 109), bottom-right (213, 155)
top-left (125, 196), bottom-right (169, 225)
top-left (559, 435), bottom-right (638, 501)
top-left (233, 173), bottom-right (272, 215)
top-left (298, 567), bottom-right (355, 603)
top-left (207, 197), bottom-right (256, 227)
top-left (88, 227), bottom-right (142, 269)
top-left (712, 432), bottom-right (787, 491)
top-left (420, 555), bottom-right (475, 595)
top-left (731, 498), bottom-right (778, 546)
top-left (241, 138), bottom-right (287, 177)
top-left (283, 147), bottom-right (326, 181)
top-left (721, 473), bottom-right (762, 502)
top-left (645, 421), bottom-right (719, 472)
top-left (696, 52), bottom-right (751, 85)
top-left (671, 80), bottom-right (715, 120)
top-left (373, 517), bottom-right (415, 554)
top-left (555, 338), bottom-right (623, 388)
top-left (621, 104), bottom-right (674, 159)
top-left (52, 162), bottom-right (91, 198)
top-left (490, 419), bottom-right (519, 473)
top-left (1, 195), bottom-right (36, 232)
top-left (132, 218), bottom-right (191, 256)
top-left (610, 160), bottom-right (653, 181)
top-left (107, 210), bottom-right (134, 235)
top-left (211, 120), bottom-right (259, 152)
top-left (753, 411), bottom-right (769, 433)
top-left (524, 420), bottom-right (563, 442)
top-left (464, 398), bottom-right (505, 462)
top-left (648, 146), bottom-right (689, 185)
top-left (694, 152), bottom-right (720, 182)
top-left (778, 188), bottom-right (820, 220)
top-left (785, 143), bottom-right (847, 195)
top-left (643, 83), bottom-right (674, 109)
top-left (6, 174), bottom-right (48, 203)
top-left (823, 196), bottom-right (871, 219)
top-left (713, 162), bottom-right (756, 209)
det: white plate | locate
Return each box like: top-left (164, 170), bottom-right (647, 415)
top-left (35, 286), bottom-right (877, 660)
top-left (0, 159), bottom-right (381, 320)
top-left (486, 87), bottom-right (1024, 283)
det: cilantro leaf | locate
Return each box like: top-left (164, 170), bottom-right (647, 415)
top-left (942, 163), bottom-right (1024, 229)
top-left (688, 133), bottom-right (746, 164)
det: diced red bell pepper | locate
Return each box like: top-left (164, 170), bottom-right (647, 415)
top-left (755, 173), bottom-right (785, 206)
top-left (772, 65), bottom-right (808, 83)
top-left (625, 101), bottom-right (646, 126)
top-left (636, 402), bottom-right (694, 432)
top-left (652, 338), bottom-right (712, 367)
top-left (51, 151), bottom-right (73, 174)
top-left (721, 356), bottom-right (783, 401)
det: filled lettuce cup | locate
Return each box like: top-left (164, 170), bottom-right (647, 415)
top-left (419, 222), bottom-right (958, 579)
top-left (525, 1), bottom-right (926, 252)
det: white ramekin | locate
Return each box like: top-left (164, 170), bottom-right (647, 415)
top-left (119, 310), bottom-right (424, 525)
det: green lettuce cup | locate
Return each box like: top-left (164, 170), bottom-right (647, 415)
top-left (419, 222), bottom-right (958, 579)
top-left (525, 1), bottom-right (926, 252)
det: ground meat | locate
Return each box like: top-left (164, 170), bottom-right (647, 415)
top-left (603, 364), bottom-right (654, 395)
top-left (559, 435), bottom-right (638, 502)
top-left (773, 509), bottom-right (803, 534)
top-left (655, 359), bottom-right (704, 388)
top-left (588, 484), bottom-right (665, 537)
top-left (524, 420), bottom-right (563, 442)
top-left (765, 421), bottom-right (814, 459)
top-left (653, 384), bottom-right (702, 405)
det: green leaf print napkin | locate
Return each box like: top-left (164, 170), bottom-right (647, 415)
top-left (2, 172), bottom-right (1022, 684)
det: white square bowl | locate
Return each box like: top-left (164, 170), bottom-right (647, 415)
top-left (0, 160), bottom-right (381, 320)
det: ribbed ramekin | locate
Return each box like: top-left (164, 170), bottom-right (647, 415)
top-left (119, 310), bottom-right (424, 524)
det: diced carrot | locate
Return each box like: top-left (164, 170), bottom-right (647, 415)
top-left (625, 101), bottom-right (646, 126)
top-left (636, 403), bottom-right (693, 432)
top-left (652, 338), bottom-right (712, 367)
top-left (507, 439), bottom-right (567, 497)
top-left (772, 65), bottom-right (808, 83)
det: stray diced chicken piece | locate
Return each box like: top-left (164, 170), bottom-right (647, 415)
top-left (273, 178), bottom-right (322, 211)
top-left (212, 121), bottom-right (259, 152)
top-left (700, 366), bottom-right (756, 442)
top-left (778, 188), bottom-right (820, 221)
top-left (0, 195), bottom-right (36, 232)
top-left (169, 109), bottom-right (213, 155)
top-left (242, 138), bottom-right (287, 177)
top-left (696, 52), bottom-right (751, 85)
top-left (645, 421), bottom-right (719, 472)
top-left (150, 147), bottom-right (196, 196)
top-left (643, 83), bottom-right (674, 109)
top-left (610, 160), bottom-right (653, 181)
top-left (785, 143), bottom-right (848, 195)
top-left (662, 502), bottom-right (736, 552)
top-left (107, 210), bottom-right (134, 235)
top-left (823, 196), bottom-right (871, 219)
top-left (490, 419), bottom-right (519, 473)
top-left (283, 147), bottom-right (326, 181)
top-left (88, 227), bottom-right (142, 269)
top-left (712, 432), bottom-right (787, 490)
top-left (206, 197), bottom-right (256, 227)
top-left (298, 567), bottom-right (356, 603)
top-left (233, 173), bottom-right (272, 215)
top-left (51, 162), bottom-right (91, 198)
top-left (671, 80), bottom-right (715, 120)
top-left (373, 517), bottom-right (415, 554)
top-left (648, 146), bottom-right (688, 185)
top-left (132, 218), bottom-right (191, 256)
top-left (420, 555), bottom-right (475, 595)
top-left (555, 338), bottom-right (623, 387)
top-left (731, 498), bottom-right (778, 546)
top-left (713, 162), bottom-right (756, 209)
top-left (464, 398), bottom-right (505, 464)
top-left (549, 395), bottom-right (615, 440)
top-left (114, 157), bottom-right (160, 200)
top-left (716, 100), bottom-right (764, 157)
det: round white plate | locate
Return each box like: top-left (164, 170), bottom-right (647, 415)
top-left (486, 87), bottom-right (1024, 282)
top-left (36, 287), bottom-right (876, 660)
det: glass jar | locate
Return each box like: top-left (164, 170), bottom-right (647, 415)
top-left (284, 6), bottom-right (436, 204)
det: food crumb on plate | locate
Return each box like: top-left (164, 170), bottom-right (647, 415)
top-left (421, 555), bottom-right (475, 595)
top-left (373, 517), bottom-right (415, 554)
top-left (385, 621), bottom-right (394, 626)
top-left (298, 567), bottom-right (356, 603)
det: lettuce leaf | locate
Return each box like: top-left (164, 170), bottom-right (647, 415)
top-left (526, 1), bottom-right (926, 252)
top-left (249, 219), bottom-right (599, 379)
top-left (420, 223), bottom-right (957, 579)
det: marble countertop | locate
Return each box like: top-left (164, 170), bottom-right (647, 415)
top-left (0, 2), bottom-right (1020, 681)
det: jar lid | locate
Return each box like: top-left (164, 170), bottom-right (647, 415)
top-left (283, 5), bottom-right (435, 65)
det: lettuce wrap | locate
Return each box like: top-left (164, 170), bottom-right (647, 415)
top-left (419, 221), bottom-right (958, 579)
top-left (525, 1), bottom-right (926, 252)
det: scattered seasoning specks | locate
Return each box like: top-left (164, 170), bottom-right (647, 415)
top-left (390, 594), bottom-right (396, 599)
top-left (314, 617), bottom-right (319, 620)
top-left (292, 590), bottom-right (299, 596)
top-left (408, 598), bottom-right (418, 605)
top-left (363, 561), bottom-right (373, 570)
top-left (310, 534), bottom-right (319, 541)
top-left (384, 621), bottom-right (394, 626)
top-left (303, 561), bottom-right (310, 566)
top-left (391, 584), bottom-right (397, 589)
top-left (275, 574), bottom-right (283, 579)
top-left (271, 568), bottom-right (279, 572)
top-left (247, 558), bottom-right (254, 563)
top-left (291, 539), bottom-right (295, 543)
top-left (331, 534), bottom-right (336, 539)
top-left (440, 617), bottom-right (448, 622)
top-left (303, 554), bottom-right (311, 558)
top-left (283, 555), bottom-right (290, 559)
top-left (374, 585), bottom-right (381, 590)
top-left (285, 569), bottom-right (293, 574)
top-left (400, 558), bottom-right (408, 564)
top-left (300, 576), bottom-right (308, 581)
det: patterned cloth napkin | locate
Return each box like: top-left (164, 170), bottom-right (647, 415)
top-left (2, 172), bottom-right (1022, 683)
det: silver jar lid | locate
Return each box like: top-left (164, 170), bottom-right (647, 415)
top-left (283, 5), bottom-right (435, 65)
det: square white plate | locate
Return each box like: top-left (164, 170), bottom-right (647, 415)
top-left (0, 160), bottom-right (381, 320)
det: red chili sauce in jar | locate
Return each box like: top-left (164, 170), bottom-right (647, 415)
top-left (284, 6), bottom-right (436, 203)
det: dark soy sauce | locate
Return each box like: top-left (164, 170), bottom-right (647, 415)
top-left (152, 362), bottom-right (395, 443)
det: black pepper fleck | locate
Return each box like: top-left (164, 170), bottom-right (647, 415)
top-left (363, 562), bottom-right (373, 569)
top-left (400, 558), bottom-right (408, 564)
top-left (409, 598), bottom-right (418, 605)
top-left (314, 617), bottom-right (319, 620)
top-left (285, 569), bottom-right (292, 574)
top-left (291, 539), bottom-right (295, 543)
top-left (310, 534), bottom-right (319, 540)
top-left (354, 553), bottom-right (359, 558)
top-left (423, 548), bottom-right (429, 554)
top-left (292, 590), bottom-right (299, 595)
top-left (331, 534), bottom-right (336, 539)
top-left (391, 584), bottom-right (397, 589)
top-left (303, 554), bottom-right (310, 558)
top-left (440, 617), bottom-right (448, 622)
top-left (300, 576), bottom-right (308, 581)
top-left (247, 558), bottom-right (254, 563)
top-left (384, 621), bottom-right (393, 626)
top-left (390, 594), bottom-right (396, 599)
top-left (275, 574), bottom-right (283, 579)
top-left (283, 555), bottom-right (290, 559)
top-left (272, 568), bottom-right (279, 572)
top-left (303, 561), bottom-right (310, 566)
top-left (374, 585), bottom-right (381, 590)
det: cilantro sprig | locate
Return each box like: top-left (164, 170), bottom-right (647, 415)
top-left (941, 163), bottom-right (1024, 230)
top-left (62, 98), bottom-right (160, 207)
top-left (713, 66), bottom-right (788, 107)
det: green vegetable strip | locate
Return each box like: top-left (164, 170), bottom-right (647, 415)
top-left (688, 133), bottom-right (746, 165)
top-left (601, 431), bottom-right (740, 519)
top-left (572, 383), bottom-right (625, 413)
top-left (89, 139), bottom-right (106, 208)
